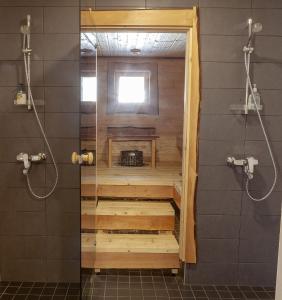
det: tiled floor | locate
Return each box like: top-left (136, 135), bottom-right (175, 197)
top-left (0, 271), bottom-right (276, 300)
top-left (81, 270), bottom-right (276, 300)
top-left (0, 281), bottom-right (80, 299)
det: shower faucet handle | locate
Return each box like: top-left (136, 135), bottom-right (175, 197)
top-left (245, 157), bottom-right (258, 179)
top-left (16, 152), bottom-right (31, 172)
top-left (226, 156), bottom-right (246, 166)
top-left (29, 153), bottom-right (46, 162)
top-left (16, 152), bottom-right (46, 175)
top-left (227, 156), bottom-right (259, 180)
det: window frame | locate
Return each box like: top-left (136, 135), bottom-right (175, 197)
top-left (81, 73), bottom-right (97, 103)
top-left (107, 62), bottom-right (158, 115)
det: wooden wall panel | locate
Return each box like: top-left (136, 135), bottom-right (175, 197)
top-left (81, 57), bottom-right (185, 164)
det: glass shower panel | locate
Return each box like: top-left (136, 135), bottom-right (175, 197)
top-left (80, 31), bottom-right (97, 272)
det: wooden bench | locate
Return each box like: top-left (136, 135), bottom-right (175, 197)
top-left (81, 200), bottom-right (175, 231)
top-left (82, 232), bottom-right (180, 270)
top-left (107, 127), bottom-right (159, 168)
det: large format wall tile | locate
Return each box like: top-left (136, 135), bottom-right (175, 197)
top-left (199, 140), bottom-right (244, 166)
top-left (146, 0), bottom-right (197, 8)
top-left (201, 62), bottom-right (245, 89)
top-left (253, 0), bottom-right (282, 8)
top-left (200, 89), bottom-right (245, 115)
top-left (239, 236), bottom-right (279, 263)
top-left (0, 0), bottom-right (80, 282)
top-left (44, 87), bottom-right (80, 113)
top-left (0, 7), bottom-right (43, 34)
top-left (199, 115), bottom-right (245, 141)
top-left (46, 164), bottom-right (80, 189)
top-left (0, 61), bottom-right (43, 86)
top-left (197, 239), bottom-right (239, 263)
top-left (197, 215), bottom-right (241, 239)
top-left (96, 0), bottom-right (145, 8)
top-left (196, 190), bottom-right (242, 215)
top-left (44, 7), bottom-right (79, 34)
top-left (188, 263), bottom-right (238, 284)
top-left (200, 35), bottom-right (245, 62)
top-left (242, 191), bottom-right (282, 216)
top-left (45, 113), bottom-right (79, 138)
top-left (47, 236), bottom-right (80, 260)
top-left (198, 166), bottom-right (243, 190)
top-left (252, 9), bottom-right (282, 36)
top-left (43, 34), bottom-right (80, 61)
top-left (200, 8), bottom-right (251, 35)
top-left (199, 0), bottom-right (251, 8)
top-left (0, 0), bottom-right (79, 6)
top-left (46, 259), bottom-right (80, 282)
top-left (239, 263), bottom-right (277, 286)
top-left (44, 61), bottom-right (79, 86)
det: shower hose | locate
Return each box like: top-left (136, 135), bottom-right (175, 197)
top-left (244, 52), bottom-right (277, 201)
top-left (23, 33), bottom-right (59, 199)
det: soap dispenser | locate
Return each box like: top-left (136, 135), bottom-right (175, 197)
top-left (15, 83), bottom-right (27, 105)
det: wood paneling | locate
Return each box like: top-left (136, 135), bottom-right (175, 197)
top-left (81, 56), bottom-right (185, 164)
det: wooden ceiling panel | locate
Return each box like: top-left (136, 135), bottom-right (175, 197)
top-left (81, 32), bottom-right (187, 58)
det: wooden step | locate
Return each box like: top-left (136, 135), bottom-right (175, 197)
top-left (81, 233), bottom-right (180, 269)
top-left (81, 200), bottom-right (175, 230)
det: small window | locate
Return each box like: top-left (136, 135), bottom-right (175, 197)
top-left (108, 62), bottom-right (158, 115)
top-left (81, 76), bottom-right (97, 102)
top-left (118, 76), bottom-right (145, 104)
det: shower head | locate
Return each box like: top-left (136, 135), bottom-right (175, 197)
top-left (27, 15), bottom-right (31, 28)
top-left (20, 15), bottom-right (31, 34)
top-left (252, 22), bottom-right (263, 33)
top-left (245, 19), bottom-right (262, 48)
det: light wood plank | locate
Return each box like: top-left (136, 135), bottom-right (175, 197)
top-left (81, 200), bottom-right (175, 230)
top-left (81, 9), bottom-right (194, 30)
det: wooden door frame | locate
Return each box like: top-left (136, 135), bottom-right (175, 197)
top-left (81, 8), bottom-right (200, 264)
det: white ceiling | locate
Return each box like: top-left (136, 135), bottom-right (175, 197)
top-left (81, 32), bottom-right (187, 58)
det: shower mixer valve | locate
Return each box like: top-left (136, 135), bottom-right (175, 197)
top-left (16, 152), bottom-right (46, 175)
top-left (227, 156), bottom-right (258, 180)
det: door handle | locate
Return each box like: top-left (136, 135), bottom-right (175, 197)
top-left (71, 152), bottom-right (94, 165)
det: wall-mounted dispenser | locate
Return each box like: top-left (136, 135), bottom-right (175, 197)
top-left (14, 83), bottom-right (27, 105)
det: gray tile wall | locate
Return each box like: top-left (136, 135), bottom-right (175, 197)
top-left (80, 0), bottom-right (282, 286)
top-left (0, 0), bottom-right (80, 282)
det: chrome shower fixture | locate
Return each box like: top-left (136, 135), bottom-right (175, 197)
top-left (228, 18), bottom-right (277, 202)
top-left (16, 152), bottom-right (46, 175)
top-left (17, 14), bottom-right (59, 199)
top-left (244, 18), bottom-right (263, 52)
top-left (20, 14), bottom-right (31, 34)
top-left (227, 156), bottom-right (258, 180)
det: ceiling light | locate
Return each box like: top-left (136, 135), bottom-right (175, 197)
top-left (130, 48), bottom-right (141, 55)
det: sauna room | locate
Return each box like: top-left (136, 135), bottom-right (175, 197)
top-left (79, 30), bottom-right (189, 273)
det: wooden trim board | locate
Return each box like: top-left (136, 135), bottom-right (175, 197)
top-left (81, 9), bottom-right (195, 30)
